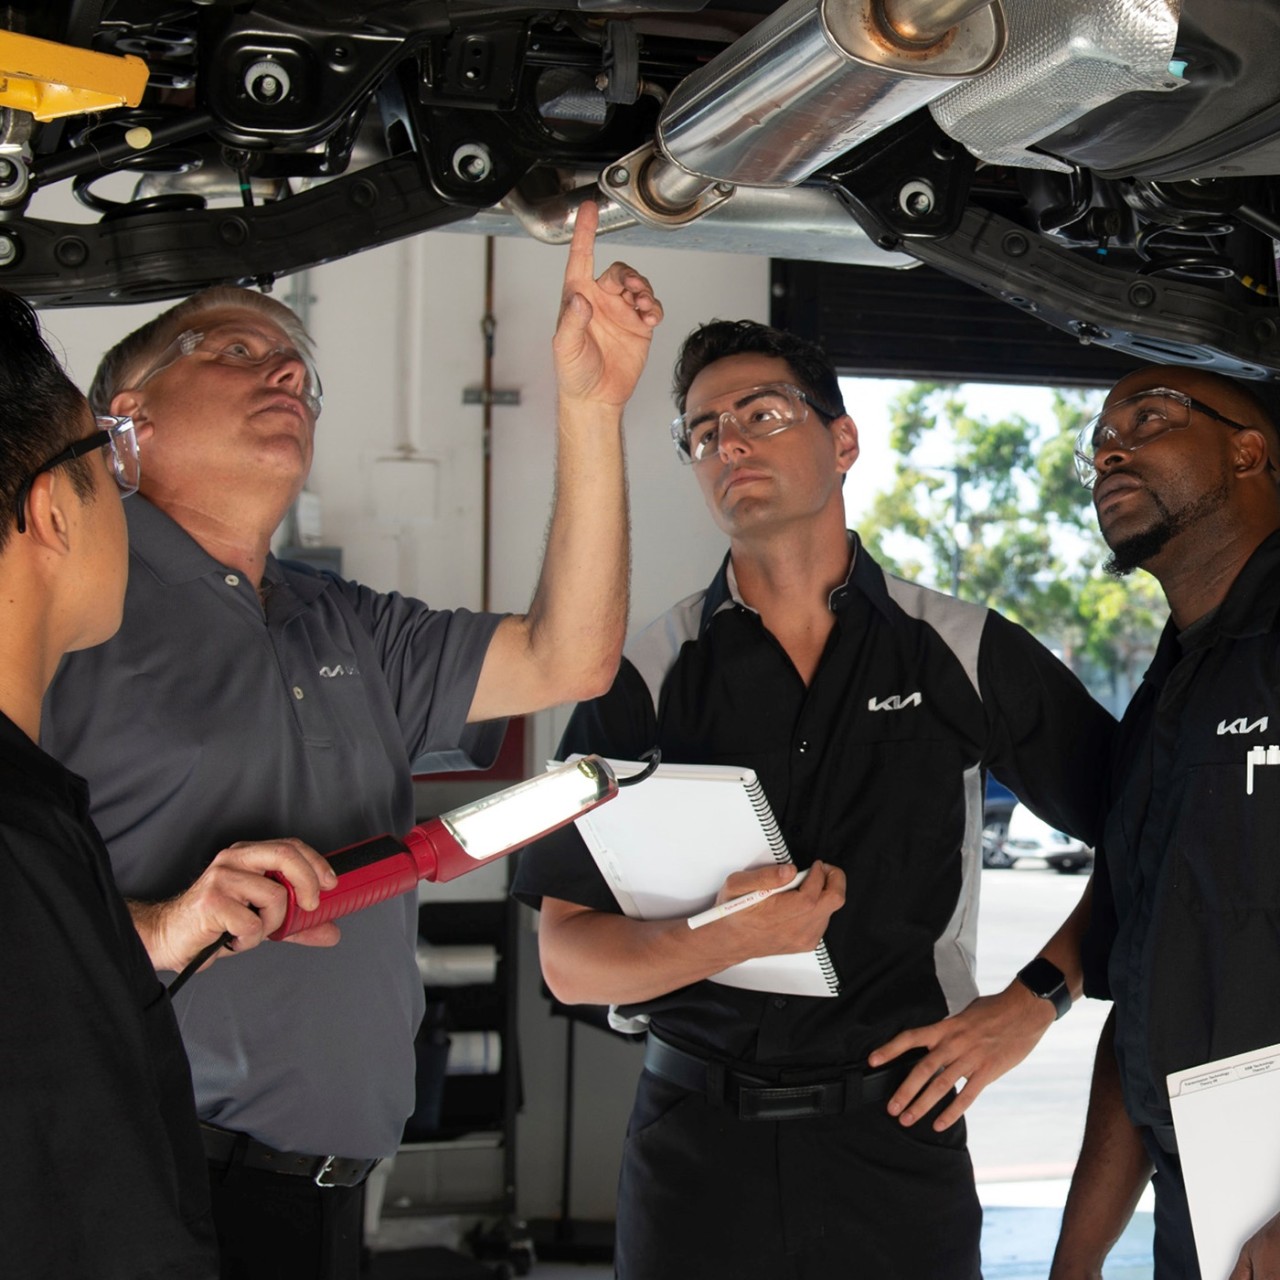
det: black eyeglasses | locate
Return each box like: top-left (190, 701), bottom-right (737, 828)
top-left (14, 416), bottom-right (141, 534)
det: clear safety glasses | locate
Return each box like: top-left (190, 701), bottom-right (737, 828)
top-left (1073, 387), bottom-right (1254, 487)
top-left (134, 324), bottom-right (323, 418)
top-left (15, 415), bottom-right (140, 534)
top-left (671, 382), bottom-right (836, 465)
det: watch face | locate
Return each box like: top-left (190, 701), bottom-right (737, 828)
top-left (1018, 958), bottom-right (1071, 1017)
top-left (1019, 958), bottom-right (1061, 996)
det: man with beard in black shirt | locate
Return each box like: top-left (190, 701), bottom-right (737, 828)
top-left (1053, 367), bottom-right (1280, 1280)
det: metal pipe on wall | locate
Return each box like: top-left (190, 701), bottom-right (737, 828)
top-left (481, 235), bottom-right (495, 613)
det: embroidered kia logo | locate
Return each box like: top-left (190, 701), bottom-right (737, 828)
top-left (1218, 716), bottom-right (1269, 735)
top-left (868, 692), bottom-right (922, 712)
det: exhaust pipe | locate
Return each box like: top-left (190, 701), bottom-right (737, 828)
top-left (473, 180), bottom-right (916, 267)
top-left (611, 0), bottom-right (1005, 225)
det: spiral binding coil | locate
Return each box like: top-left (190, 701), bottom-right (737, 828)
top-left (744, 776), bottom-right (789, 864)
top-left (743, 774), bottom-right (840, 994)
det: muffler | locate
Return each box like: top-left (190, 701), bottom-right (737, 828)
top-left (609, 0), bottom-right (1007, 226)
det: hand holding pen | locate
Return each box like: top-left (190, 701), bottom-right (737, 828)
top-left (688, 868), bottom-right (813, 929)
top-left (687, 861), bottom-right (844, 956)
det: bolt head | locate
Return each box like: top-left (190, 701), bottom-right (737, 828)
top-left (453, 144), bottom-right (493, 183)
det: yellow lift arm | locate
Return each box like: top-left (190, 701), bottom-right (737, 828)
top-left (0, 29), bottom-right (148, 122)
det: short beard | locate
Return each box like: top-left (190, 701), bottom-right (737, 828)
top-left (1103, 477), bottom-right (1230, 577)
top-left (1104, 524), bottom-right (1173, 576)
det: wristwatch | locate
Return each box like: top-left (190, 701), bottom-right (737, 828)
top-left (1015, 957), bottom-right (1072, 1020)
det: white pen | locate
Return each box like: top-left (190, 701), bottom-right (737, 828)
top-left (687, 867), bottom-right (811, 930)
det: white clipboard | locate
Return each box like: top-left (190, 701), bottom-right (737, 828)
top-left (1168, 1041), bottom-right (1280, 1278)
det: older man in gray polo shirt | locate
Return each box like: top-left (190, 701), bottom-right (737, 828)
top-left (42, 204), bottom-right (661, 1280)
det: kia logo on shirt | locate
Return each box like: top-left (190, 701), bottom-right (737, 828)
top-left (1218, 716), bottom-right (1269, 735)
top-left (868, 692), bottom-right (922, 712)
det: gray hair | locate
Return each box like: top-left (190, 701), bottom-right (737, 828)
top-left (89, 286), bottom-right (314, 414)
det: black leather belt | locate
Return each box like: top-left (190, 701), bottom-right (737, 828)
top-left (643, 1032), bottom-right (911, 1122)
top-left (201, 1122), bottom-right (378, 1188)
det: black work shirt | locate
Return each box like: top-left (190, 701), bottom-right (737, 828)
top-left (1083, 529), bottom-right (1280, 1129)
top-left (0, 711), bottom-right (215, 1278)
top-left (514, 537), bottom-right (1112, 1067)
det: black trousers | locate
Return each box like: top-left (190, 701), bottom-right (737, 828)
top-left (1141, 1132), bottom-right (1201, 1280)
top-left (208, 1160), bottom-right (365, 1280)
top-left (616, 1071), bottom-right (982, 1280)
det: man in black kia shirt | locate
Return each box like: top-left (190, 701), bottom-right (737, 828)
top-left (1053, 368), bottom-right (1280, 1280)
top-left (515, 319), bottom-right (1113, 1279)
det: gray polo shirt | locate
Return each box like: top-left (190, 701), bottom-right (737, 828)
top-left (43, 497), bottom-right (506, 1158)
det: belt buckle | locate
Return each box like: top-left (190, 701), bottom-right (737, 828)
top-left (736, 1081), bottom-right (841, 1121)
top-left (314, 1155), bottom-right (341, 1188)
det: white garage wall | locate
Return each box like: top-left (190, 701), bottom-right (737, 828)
top-left (37, 227), bottom-right (768, 1223)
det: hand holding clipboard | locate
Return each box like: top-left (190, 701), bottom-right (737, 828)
top-left (567, 758), bottom-right (843, 996)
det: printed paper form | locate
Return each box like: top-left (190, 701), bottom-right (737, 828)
top-left (1168, 1041), bottom-right (1280, 1279)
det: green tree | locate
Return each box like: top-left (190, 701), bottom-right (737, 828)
top-left (856, 383), bottom-right (1166, 699)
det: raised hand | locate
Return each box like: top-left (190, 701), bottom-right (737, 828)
top-left (552, 198), bottom-right (663, 407)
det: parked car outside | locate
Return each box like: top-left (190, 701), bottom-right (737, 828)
top-left (1001, 803), bottom-right (1094, 875)
top-left (982, 776), bottom-right (1018, 869)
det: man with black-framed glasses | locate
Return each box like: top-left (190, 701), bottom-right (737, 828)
top-left (0, 290), bottom-right (340, 1278)
top-left (513, 317), bottom-right (1113, 1279)
top-left (11, 413), bottom-right (139, 533)
top-left (1053, 367), bottom-right (1280, 1280)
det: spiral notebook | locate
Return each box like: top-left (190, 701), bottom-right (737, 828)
top-left (567, 757), bottom-right (840, 997)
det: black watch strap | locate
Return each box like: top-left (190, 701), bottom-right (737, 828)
top-left (1015, 957), bottom-right (1072, 1020)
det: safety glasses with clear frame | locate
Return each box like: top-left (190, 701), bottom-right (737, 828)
top-left (1073, 388), bottom-right (1256, 487)
top-left (671, 382), bottom-right (837, 465)
top-left (134, 324), bottom-right (324, 417)
top-left (15, 415), bottom-right (140, 534)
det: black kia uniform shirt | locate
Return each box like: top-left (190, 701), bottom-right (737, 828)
top-left (515, 536), bottom-right (1114, 1068)
top-left (0, 711), bottom-right (216, 1279)
top-left (1084, 528), bottom-right (1280, 1132)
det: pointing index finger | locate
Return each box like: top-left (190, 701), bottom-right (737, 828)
top-left (564, 198), bottom-right (600, 289)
